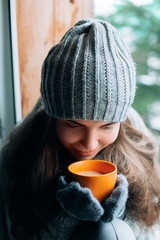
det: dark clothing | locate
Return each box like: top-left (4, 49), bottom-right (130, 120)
top-left (0, 102), bottom-right (153, 239)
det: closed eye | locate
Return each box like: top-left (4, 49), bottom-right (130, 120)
top-left (102, 122), bottom-right (116, 130)
top-left (102, 126), bottom-right (113, 130)
top-left (65, 121), bottom-right (82, 128)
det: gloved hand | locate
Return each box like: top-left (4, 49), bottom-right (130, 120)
top-left (101, 174), bottom-right (128, 222)
top-left (33, 174), bottom-right (128, 240)
top-left (56, 176), bottom-right (104, 222)
top-left (56, 174), bottom-right (128, 223)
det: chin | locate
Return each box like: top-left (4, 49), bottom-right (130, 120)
top-left (73, 154), bottom-right (97, 162)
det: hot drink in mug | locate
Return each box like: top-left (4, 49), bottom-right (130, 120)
top-left (68, 160), bottom-right (117, 202)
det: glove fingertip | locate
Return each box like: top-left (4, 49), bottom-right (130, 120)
top-left (117, 174), bottom-right (128, 188)
top-left (58, 175), bottom-right (67, 188)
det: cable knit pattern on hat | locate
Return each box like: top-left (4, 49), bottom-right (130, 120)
top-left (41, 18), bottom-right (136, 122)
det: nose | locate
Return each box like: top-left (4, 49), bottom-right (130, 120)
top-left (80, 129), bottom-right (99, 151)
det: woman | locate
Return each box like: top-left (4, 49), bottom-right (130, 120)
top-left (0, 18), bottom-right (160, 240)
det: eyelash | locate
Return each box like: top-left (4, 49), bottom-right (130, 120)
top-left (103, 126), bottom-right (113, 130)
top-left (65, 123), bottom-right (80, 128)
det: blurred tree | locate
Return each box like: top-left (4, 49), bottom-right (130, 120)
top-left (96, 0), bottom-right (160, 137)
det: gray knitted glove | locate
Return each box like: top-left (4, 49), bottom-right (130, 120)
top-left (32, 175), bottom-right (128, 240)
top-left (101, 174), bottom-right (128, 222)
top-left (56, 176), bottom-right (104, 222)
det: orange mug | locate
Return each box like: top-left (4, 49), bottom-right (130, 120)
top-left (68, 159), bottom-right (117, 202)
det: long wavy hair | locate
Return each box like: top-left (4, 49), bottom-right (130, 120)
top-left (1, 106), bottom-right (160, 239)
top-left (102, 118), bottom-right (160, 227)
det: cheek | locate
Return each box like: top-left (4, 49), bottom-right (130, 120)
top-left (108, 131), bottom-right (119, 144)
top-left (101, 126), bottom-right (120, 146)
top-left (56, 127), bottom-right (78, 146)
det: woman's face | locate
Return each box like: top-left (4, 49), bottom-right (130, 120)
top-left (56, 119), bottom-right (120, 161)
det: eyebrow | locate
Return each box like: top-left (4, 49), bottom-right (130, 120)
top-left (102, 122), bottom-right (116, 127)
top-left (66, 120), bottom-right (117, 127)
top-left (66, 120), bottom-right (83, 126)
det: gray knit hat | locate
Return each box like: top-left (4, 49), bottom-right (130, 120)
top-left (41, 18), bottom-right (136, 122)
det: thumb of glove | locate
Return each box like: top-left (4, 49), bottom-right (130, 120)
top-left (101, 174), bottom-right (128, 222)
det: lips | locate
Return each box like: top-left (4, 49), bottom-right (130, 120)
top-left (75, 149), bottom-right (96, 157)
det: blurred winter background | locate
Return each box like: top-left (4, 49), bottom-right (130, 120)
top-left (94, 0), bottom-right (160, 146)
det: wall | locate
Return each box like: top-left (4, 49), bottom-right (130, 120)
top-left (16, 0), bottom-right (94, 117)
